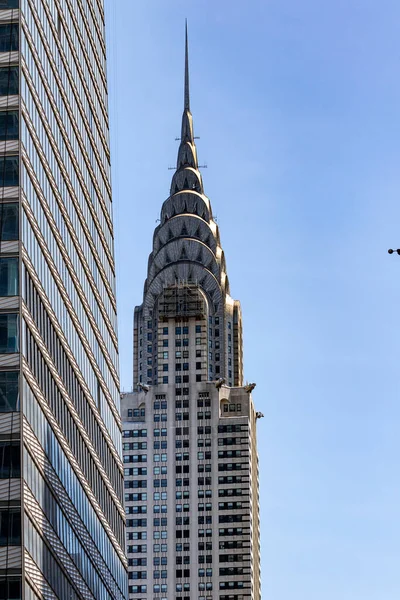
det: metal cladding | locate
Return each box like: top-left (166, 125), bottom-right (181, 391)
top-left (135, 25), bottom-right (243, 388)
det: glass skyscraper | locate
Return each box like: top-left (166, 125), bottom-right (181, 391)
top-left (0, 1), bottom-right (127, 598)
top-left (122, 27), bottom-right (261, 600)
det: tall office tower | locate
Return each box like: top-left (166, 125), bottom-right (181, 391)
top-left (0, 1), bottom-right (127, 599)
top-left (122, 27), bottom-right (261, 600)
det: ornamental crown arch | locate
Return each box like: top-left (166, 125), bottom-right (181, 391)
top-left (143, 263), bottom-right (223, 314)
top-left (152, 214), bottom-right (218, 254)
top-left (161, 190), bottom-right (211, 224)
top-left (170, 167), bottom-right (204, 196)
top-left (149, 238), bottom-right (220, 276)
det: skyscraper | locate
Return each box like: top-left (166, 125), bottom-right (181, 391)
top-left (0, 1), bottom-right (127, 598)
top-left (122, 26), bottom-right (261, 600)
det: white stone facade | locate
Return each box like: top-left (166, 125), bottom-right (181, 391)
top-left (125, 24), bottom-right (261, 600)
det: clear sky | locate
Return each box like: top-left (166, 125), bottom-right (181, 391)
top-left (104, 1), bottom-right (400, 598)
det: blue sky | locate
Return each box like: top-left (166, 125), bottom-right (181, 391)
top-left (104, 1), bottom-right (400, 598)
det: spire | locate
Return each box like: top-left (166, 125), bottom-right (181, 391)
top-left (180, 21), bottom-right (194, 144)
top-left (184, 19), bottom-right (190, 112)
top-left (171, 20), bottom-right (203, 193)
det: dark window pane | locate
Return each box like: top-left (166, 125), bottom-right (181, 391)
top-left (0, 67), bottom-right (18, 95)
top-left (0, 0), bottom-right (19, 8)
top-left (0, 156), bottom-right (18, 186)
top-left (0, 110), bottom-right (18, 140)
top-left (0, 314), bottom-right (18, 353)
top-left (0, 442), bottom-right (20, 477)
top-left (0, 509), bottom-right (21, 545)
top-left (0, 371), bottom-right (19, 412)
top-left (0, 257), bottom-right (18, 295)
top-left (0, 203), bottom-right (18, 240)
top-left (0, 578), bottom-right (21, 600)
top-left (0, 24), bottom-right (18, 52)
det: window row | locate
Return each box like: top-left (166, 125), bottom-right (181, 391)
top-left (123, 441), bottom-right (147, 450)
top-left (125, 492), bottom-right (147, 502)
top-left (153, 400), bottom-right (167, 409)
top-left (127, 408), bottom-right (145, 418)
top-left (153, 440), bottom-right (168, 449)
top-left (223, 403), bottom-right (242, 413)
top-left (123, 428), bottom-right (147, 437)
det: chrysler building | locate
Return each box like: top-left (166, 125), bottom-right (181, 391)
top-left (122, 25), bottom-right (261, 600)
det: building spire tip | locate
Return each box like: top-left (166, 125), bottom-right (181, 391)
top-left (184, 20), bottom-right (190, 112)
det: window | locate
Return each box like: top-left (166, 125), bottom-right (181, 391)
top-left (0, 371), bottom-right (18, 412)
top-left (195, 338), bottom-right (201, 345)
top-left (196, 375), bottom-right (202, 382)
top-left (0, 509), bottom-right (20, 545)
top-left (0, 67), bottom-right (18, 96)
top-left (163, 351), bottom-right (168, 359)
top-left (162, 364), bottom-right (168, 371)
top-left (0, 203), bottom-right (18, 241)
top-left (0, 156), bottom-right (18, 186)
top-left (162, 376), bottom-right (168, 384)
top-left (0, 314), bottom-right (18, 353)
top-left (0, 577), bottom-right (21, 600)
top-left (0, 110), bottom-right (18, 141)
top-left (162, 339), bottom-right (168, 347)
top-left (162, 327), bottom-right (168, 335)
top-left (175, 327), bottom-right (181, 335)
top-left (0, 442), bottom-right (19, 478)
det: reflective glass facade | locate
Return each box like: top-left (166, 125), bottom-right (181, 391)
top-left (0, 1), bottom-right (127, 598)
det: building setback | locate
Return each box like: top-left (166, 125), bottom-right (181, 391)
top-left (0, 1), bottom-right (127, 598)
top-left (122, 26), bottom-right (261, 600)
